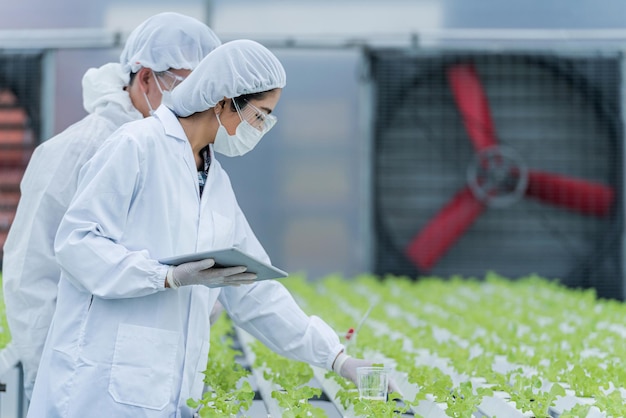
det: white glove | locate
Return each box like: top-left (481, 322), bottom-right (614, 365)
top-left (166, 258), bottom-right (257, 289)
top-left (333, 351), bottom-right (403, 397)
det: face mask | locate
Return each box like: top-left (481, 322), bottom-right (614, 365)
top-left (213, 113), bottom-right (264, 157)
top-left (141, 72), bottom-right (174, 116)
top-left (153, 72), bottom-right (173, 109)
top-left (142, 89), bottom-right (156, 116)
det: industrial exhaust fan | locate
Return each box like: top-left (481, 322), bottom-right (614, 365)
top-left (371, 50), bottom-right (623, 300)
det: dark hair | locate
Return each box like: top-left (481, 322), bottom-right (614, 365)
top-left (128, 71), bottom-right (138, 86)
top-left (128, 69), bottom-right (163, 86)
top-left (230, 90), bottom-right (273, 111)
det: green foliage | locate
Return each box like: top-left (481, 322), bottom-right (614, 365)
top-left (352, 394), bottom-right (409, 418)
top-left (444, 381), bottom-right (493, 417)
top-left (593, 389), bottom-right (626, 416)
top-left (252, 340), bottom-right (326, 418)
top-left (7, 254), bottom-right (626, 415)
top-left (325, 370), bottom-right (358, 410)
top-left (286, 272), bottom-right (626, 416)
top-left (187, 313), bottom-right (254, 417)
top-left (559, 403), bottom-right (592, 418)
top-left (182, 272), bottom-right (626, 416)
top-left (0, 273), bottom-right (11, 348)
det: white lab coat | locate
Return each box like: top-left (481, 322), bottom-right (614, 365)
top-left (1, 63), bottom-right (142, 399)
top-left (27, 105), bottom-right (343, 418)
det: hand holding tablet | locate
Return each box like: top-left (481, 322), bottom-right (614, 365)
top-left (159, 247), bottom-right (289, 282)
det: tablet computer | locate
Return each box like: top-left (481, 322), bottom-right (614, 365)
top-left (158, 247), bottom-right (288, 281)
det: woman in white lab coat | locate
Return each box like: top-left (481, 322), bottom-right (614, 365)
top-left (28, 40), bottom-right (378, 418)
top-left (2, 12), bottom-right (221, 400)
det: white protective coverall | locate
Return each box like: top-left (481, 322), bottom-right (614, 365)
top-left (1, 63), bottom-right (142, 398)
top-left (27, 104), bottom-right (344, 418)
top-left (2, 12), bottom-right (221, 399)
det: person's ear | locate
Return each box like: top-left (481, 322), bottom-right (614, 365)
top-left (136, 68), bottom-right (153, 93)
top-left (214, 99), bottom-right (227, 115)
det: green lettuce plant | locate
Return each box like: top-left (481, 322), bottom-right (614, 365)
top-left (187, 313), bottom-right (254, 417)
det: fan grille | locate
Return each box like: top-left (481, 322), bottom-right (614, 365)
top-left (372, 51), bottom-right (623, 299)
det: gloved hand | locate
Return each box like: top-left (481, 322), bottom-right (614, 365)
top-left (333, 351), bottom-right (403, 397)
top-left (166, 258), bottom-right (257, 289)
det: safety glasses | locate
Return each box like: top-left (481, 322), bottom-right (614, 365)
top-left (155, 70), bottom-right (186, 91)
top-left (233, 99), bottom-right (277, 134)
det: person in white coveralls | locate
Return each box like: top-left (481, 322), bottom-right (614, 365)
top-left (0, 12), bottom-right (221, 399)
top-left (27, 39), bottom-right (396, 418)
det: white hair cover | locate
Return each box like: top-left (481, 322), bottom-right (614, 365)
top-left (169, 39), bottom-right (287, 117)
top-left (120, 12), bottom-right (221, 74)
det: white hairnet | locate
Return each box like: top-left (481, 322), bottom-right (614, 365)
top-left (82, 63), bottom-right (136, 115)
top-left (169, 39), bottom-right (287, 117)
top-left (120, 12), bottom-right (221, 74)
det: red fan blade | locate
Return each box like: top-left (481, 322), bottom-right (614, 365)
top-left (526, 170), bottom-right (614, 217)
top-left (406, 187), bottom-right (485, 271)
top-left (448, 64), bottom-right (498, 152)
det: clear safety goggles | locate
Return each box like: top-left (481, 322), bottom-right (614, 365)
top-left (154, 70), bottom-right (186, 91)
top-left (233, 99), bottom-right (277, 134)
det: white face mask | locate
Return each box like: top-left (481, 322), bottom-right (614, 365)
top-left (213, 113), bottom-right (264, 157)
top-left (153, 72), bottom-right (174, 109)
top-left (142, 72), bottom-right (175, 116)
top-left (142, 89), bottom-right (156, 116)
